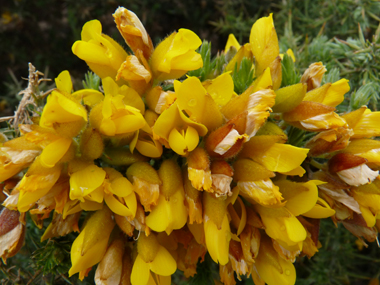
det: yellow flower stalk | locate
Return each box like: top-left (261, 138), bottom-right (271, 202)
top-left (72, 20), bottom-right (128, 82)
top-left (150, 29), bottom-right (203, 81)
top-left (131, 233), bottom-right (177, 285)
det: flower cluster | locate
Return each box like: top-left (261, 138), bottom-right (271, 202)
top-left (1, 6), bottom-right (380, 285)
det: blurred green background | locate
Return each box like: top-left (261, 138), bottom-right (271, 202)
top-left (1, 0), bottom-right (380, 284)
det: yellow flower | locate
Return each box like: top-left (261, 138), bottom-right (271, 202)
top-left (183, 168), bottom-right (203, 224)
top-left (103, 167), bottom-right (137, 218)
top-left (202, 72), bottom-right (235, 108)
top-left (224, 43), bottom-right (253, 73)
top-left (131, 233), bottom-right (176, 285)
top-left (145, 160), bottom-right (187, 234)
top-left (175, 76), bottom-right (223, 131)
top-left (153, 102), bottom-right (207, 156)
top-left (72, 20), bottom-right (128, 82)
top-left (69, 206), bottom-right (115, 279)
top-left (305, 127), bottom-right (353, 157)
top-left (150, 29), bottom-right (203, 81)
top-left (89, 78), bottom-right (146, 137)
top-left (39, 90), bottom-right (87, 137)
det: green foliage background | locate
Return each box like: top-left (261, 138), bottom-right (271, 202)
top-left (1, 0), bottom-right (380, 284)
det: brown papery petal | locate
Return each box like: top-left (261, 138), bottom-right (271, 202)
top-left (328, 153), bottom-right (367, 173)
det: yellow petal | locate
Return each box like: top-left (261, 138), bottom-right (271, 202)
top-left (250, 14), bottom-right (279, 75)
top-left (255, 236), bottom-right (296, 285)
top-left (252, 143), bottom-right (309, 173)
top-left (303, 78), bottom-right (350, 107)
top-left (224, 34), bottom-right (241, 53)
top-left (55, 70), bottom-right (73, 94)
top-left (302, 197), bottom-right (336, 218)
top-left (204, 73), bottom-right (234, 107)
top-left (68, 226), bottom-right (109, 277)
top-left (40, 91), bottom-right (87, 128)
top-left (71, 89), bottom-right (104, 107)
top-left (104, 194), bottom-right (135, 217)
top-left (255, 205), bottom-right (306, 246)
top-left (146, 190), bottom-right (187, 235)
top-left (272, 83), bottom-right (307, 113)
top-left (131, 255), bottom-right (151, 285)
top-left (40, 137), bottom-right (72, 168)
top-left (276, 180), bottom-right (320, 216)
top-left (204, 215), bottom-right (231, 265)
top-left (238, 179), bottom-right (283, 206)
top-left (149, 245), bottom-right (177, 276)
top-left (176, 76), bottom-right (223, 130)
top-left (70, 165), bottom-right (106, 201)
top-left (110, 176), bottom-right (134, 197)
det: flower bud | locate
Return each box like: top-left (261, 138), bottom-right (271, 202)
top-left (80, 127), bottom-right (104, 160)
top-left (113, 7), bottom-right (154, 61)
top-left (301, 62), bottom-right (327, 91)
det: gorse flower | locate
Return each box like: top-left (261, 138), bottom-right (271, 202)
top-left (2, 5), bottom-right (380, 285)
